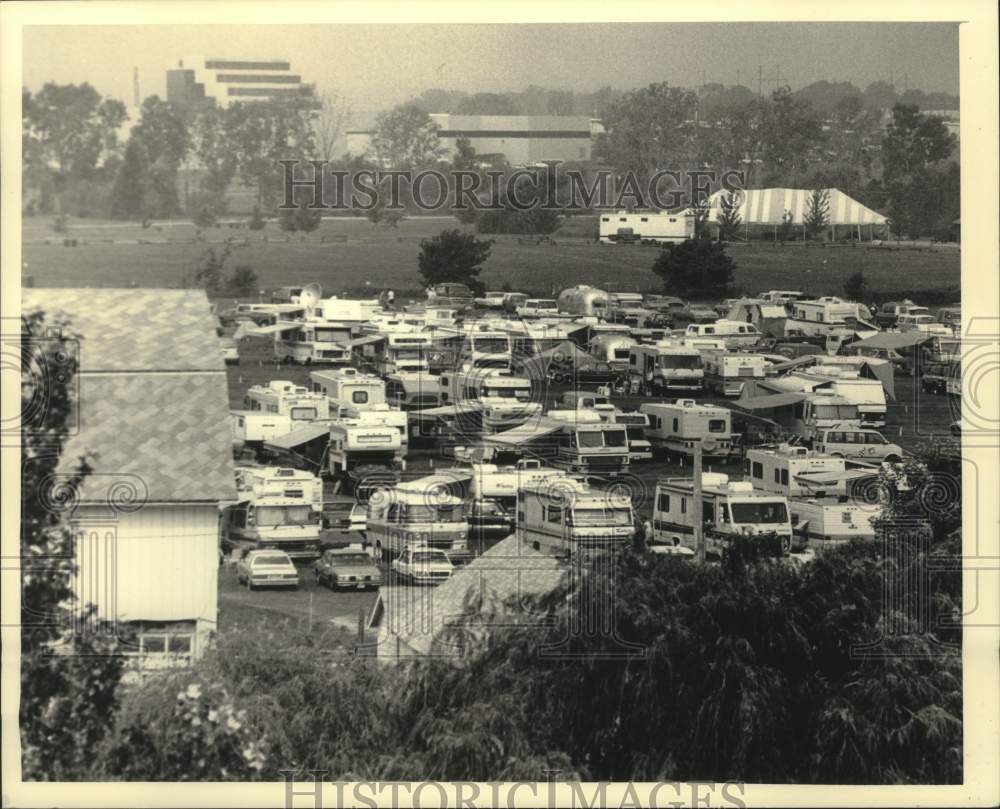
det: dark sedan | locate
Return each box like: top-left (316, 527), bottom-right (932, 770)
top-left (313, 549), bottom-right (383, 591)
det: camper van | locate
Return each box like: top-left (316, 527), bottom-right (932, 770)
top-left (591, 334), bottom-right (638, 372)
top-left (598, 211), bottom-right (694, 244)
top-left (221, 466), bottom-right (323, 560)
top-left (628, 342), bottom-right (704, 393)
top-left (557, 285), bottom-right (610, 318)
top-left (517, 478), bottom-right (635, 557)
top-left (743, 445), bottom-right (879, 544)
top-left (683, 320), bottom-right (762, 349)
top-left (640, 400), bottom-right (735, 459)
top-left (811, 425), bottom-right (904, 462)
top-left (701, 350), bottom-right (770, 397)
top-left (652, 473), bottom-right (793, 555)
top-left (327, 419), bottom-right (405, 498)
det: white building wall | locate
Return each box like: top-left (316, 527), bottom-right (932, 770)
top-left (72, 503), bottom-right (220, 657)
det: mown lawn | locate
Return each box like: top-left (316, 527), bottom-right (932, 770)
top-left (22, 214), bottom-right (959, 300)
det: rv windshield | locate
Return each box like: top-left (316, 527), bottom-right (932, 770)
top-left (730, 501), bottom-right (788, 525)
top-left (576, 431), bottom-right (605, 449)
top-left (473, 338), bottom-right (510, 355)
top-left (814, 404), bottom-right (859, 420)
top-left (570, 507), bottom-right (634, 526)
top-left (290, 407), bottom-right (318, 421)
top-left (660, 355), bottom-right (701, 369)
top-left (603, 429), bottom-right (628, 447)
top-left (313, 328), bottom-right (343, 343)
top-left (403, 504), bottom-right (465, 522)
top-left (255, 505), bottom-right (313, 527)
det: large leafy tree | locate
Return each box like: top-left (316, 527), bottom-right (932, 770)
top-left (417, 229), bottom-right (494, 294)
top-left (369, 103), bottom-right (446, 170)
top-left (652, 238), bottom-right (736, 298)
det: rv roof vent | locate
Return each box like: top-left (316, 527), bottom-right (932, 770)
top-left (677, 399), bottom-right (697, 407)
top-left (727, 481), bottom-right (755, 492)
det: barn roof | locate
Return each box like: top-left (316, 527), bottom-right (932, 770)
top-left (23, 288), bottom-right (236, 505)
top-left (707, 188), bottom-right (888, 226)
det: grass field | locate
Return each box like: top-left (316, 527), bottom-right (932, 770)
top-left (22, 214), bottom-right (960, 301)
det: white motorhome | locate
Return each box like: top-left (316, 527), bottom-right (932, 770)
top-left (701, 349), bottom-right (770, 397)
top-left (360, 331), bottom-right (434, 375)
top-left (327, 419), bottom-right (405, 498)
top-left (469, 459), bottom-right (570, 508)
top-left (610, 410), bottom-right (653, 461)
top-left (653, 473), bottom-right (793, 555)
top-left (640, 400), bottom-right (735, 460)
top-left (768, 369), bottom-right (888, 428)
top-left (221, 466), bottom-right (323, 560)
top-left (366, 483), bottom-right (469, 563)
top-left (244, 380), bottom-right (332, 422)
top-left (557, 285), bottom-right (610, 318)
top-left (385, 371), bottom-right (443, 411)
top-left (517, 478), bottom-right (635, 557)
top-left (789, 297), bottom-right (874, 330)
top-left (683, 320), bottom-right (762, 349)
top-left (740, 390), bottom-right (862, 442)
top-left (598, 210), bottom-right (694, 244)
top-left (745, 445), bottom-right (880, 544)
top-left (628, 342), bottom-right (704, 394)
top-left (310, 367), bottom-right (386, 411)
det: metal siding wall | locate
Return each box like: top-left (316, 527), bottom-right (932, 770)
top-left (73, 505), bottom-right (218, 627)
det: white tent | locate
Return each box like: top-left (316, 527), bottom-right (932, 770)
top-left (707, 188), bottom-right (887, 226)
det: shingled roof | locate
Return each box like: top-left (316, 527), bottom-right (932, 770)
top-left (370, 536), bottom-right (566, 660)
top-left (23, 289), bottom-right (236, 504)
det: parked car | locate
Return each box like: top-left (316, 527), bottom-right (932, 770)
top-left (548, 361), bottom-right (622, 386)
top-left (469, 498), bottom-right (515, 544)
top-left (235, 550), bottom-right (300, 590)
top-left (323, 495), bottom-right (367, 533)
top-left (314, 548), bottom-right (382, 590)
top-left (475, 291), bottom-right (507, 309)
top-left (220, 337), bottom-right (239, 365)
top-left (920, 362), bottom-right (957, 394)
top-left (391, 545), bottom-right (454, 585)
top-left (812, 425), bottom-right (904, 463)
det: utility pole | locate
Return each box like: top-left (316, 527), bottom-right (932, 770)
top-left (693, 439), bottom-right (705, 563)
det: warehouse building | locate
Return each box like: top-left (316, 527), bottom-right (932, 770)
top-left (21, 289), bottom-right (236, 666)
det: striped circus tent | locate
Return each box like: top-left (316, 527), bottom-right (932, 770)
top-left (707, 188), bottom-right (887, 225)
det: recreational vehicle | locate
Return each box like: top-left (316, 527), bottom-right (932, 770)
top-left (591, 334), bottom-right (638, 372)
top-left (768, 368), bottom-right (888, 427)
top-left (244, 380), bottom-right (333, 422)
top-left (896, 313), bottom-right (951, 336)
top-left (652, 473), bottom-right (793, 555)
top-left (557, 285), bottom-right (610, 318)
top-left (385, 371), bottom-right (443, 411)
top-left (310, 367), bottom-right (386, 411)
top-left (640, 400), bottom-right (735, 459)
top-left (366, 489), bottom-right (469, 564)
top-left (701, 349), bottom-right (770, 397)
top-left (609, 410), bottom-right (653, 461)
top-left (516, 299), bottom-right (561, 318)
top-left (789, 297), bottom-right (874, 332)
top-left (221, 466), bottom-right (323, 560)
top-left (745, 446), bottom-right (879, 544)
top-left (359, 332), bottom-right (434, 375)
top-left (327, 419), bottom-right (405, 499)
top-left (628, 342), bottom-right (704, 393)
top-left (811, 425), bottom-right (904, 462)
top-left (517, 478), bottom-right (635, 557)
top-left (598, 211), bottom-right (694, 244)
top-left (683, 320), bottom-right (762, 349)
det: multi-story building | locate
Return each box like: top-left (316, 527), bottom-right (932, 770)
top-left (166, 56), bottom-right (314, 109)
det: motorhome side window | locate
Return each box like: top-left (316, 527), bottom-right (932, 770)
top-left (752, 462), bottom-right (764, 479)
top-left (708, 419), bottom-right (726, 433)
top-left (546, 505), bottom-right (561, 524)
top-left (658, 493), bottom-right (670, 512)
top-left (352, 391), bottom-right (368, 404)
top-left (780, 469), bottom-right (789, 485)
top-left (672, 418), bottom-right (679, 432)
top-left (680, 498), bottom-right (687, 514)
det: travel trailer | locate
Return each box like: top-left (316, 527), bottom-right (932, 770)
top-left (327, 419), bottom-right (405, 499)
top-left (468, 459), bottom-right (570, 509)
top-left (745, 445), bottom-right (879, 545)
top-left (652, 473), bottom-right (793, 555)
top-left (640, 400), bottom-right (735, 460)
top-left (683, 320), bottom-right (762, 349)
top-left (220, 466), bottom-right (323, 561)
top-left (366, 483), bottom-right (469, 564)
top-left (700, 349), bottom-right (770, 397)
top-left (791, 297), bottom-right (872, 327)
top-left (627, 342), bottom-right (704, 393)
top-left (517, 478), bottom-right (635, 557)
top-left (598, 210), bottom-right (694, 244)
top-left (591, 334), bottom-right (638, 372)
top-left (557, 285), bottom-right (611, 318)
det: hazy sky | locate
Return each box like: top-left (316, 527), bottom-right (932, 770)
top-left (23, 22), bottom-right (959, 114)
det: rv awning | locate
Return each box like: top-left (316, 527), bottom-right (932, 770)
top-left (481, 419), bottom-right (563, 446)
top-left (396, 470), bottom-right (474, 494)
top-left (734, 392), bottom-right (808, 410)
top-left (348, 334), bottom-right (386, 347)
top-left (853, 332), bottom-right (932, 351)
top-left (795, 469), bottom-right (879, 487)
top-left (263, 422), bottom-right (330, 451)
top-left (409, 402), bottom-right (483, 420)
top-left (768, 355), bottom-right (822, 374)
top-left (235, 320), bottom-right (304, 338)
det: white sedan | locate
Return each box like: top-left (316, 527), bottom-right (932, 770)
top-left (391, 546), bottom-right (454, 585)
